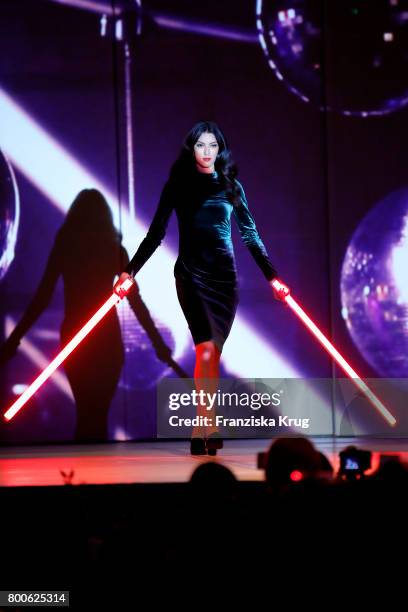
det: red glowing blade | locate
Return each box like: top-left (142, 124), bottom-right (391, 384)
top-left (271, 280), bottom-right (396, 427)
top-left (3, 277), bottom-right (134, 422)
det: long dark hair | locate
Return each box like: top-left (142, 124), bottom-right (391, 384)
top-left (168, 120), bottom-right (243, 207)
top-left (59, 189), bottom-right (122, 246)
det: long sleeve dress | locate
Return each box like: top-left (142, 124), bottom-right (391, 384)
top-left (125, 169), bottom-right (278, 352)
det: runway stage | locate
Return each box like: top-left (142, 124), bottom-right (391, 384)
top-left (1, 437), bottom-right (407, 487)
top-left (1, 436), bottom-right (406, 597)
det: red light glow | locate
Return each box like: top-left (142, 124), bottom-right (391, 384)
top-left (3, 277), bottom-right (134, 422)
top-left (271, 279), bottom-right (396, 427)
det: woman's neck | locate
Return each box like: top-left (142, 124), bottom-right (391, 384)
top-left (195, 163), bottom-right (215, 174)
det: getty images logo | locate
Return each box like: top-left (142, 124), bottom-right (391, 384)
top-left (168, 389), bottom-right (282, 411)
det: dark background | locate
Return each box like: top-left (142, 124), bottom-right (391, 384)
top-left (0, 0), bottom-right (406, 442)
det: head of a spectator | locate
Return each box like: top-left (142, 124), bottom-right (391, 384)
top-left (264, 436), bottom-right (330, 494)
top-left (190, 461), bottom-right (238, 502)
top-left (374, 455), bottom-right (408, 484)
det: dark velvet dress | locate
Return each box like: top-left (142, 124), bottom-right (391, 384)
top-left (125, 169), bottom-right (278, 351)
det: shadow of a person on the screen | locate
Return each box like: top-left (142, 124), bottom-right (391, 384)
top-left (0, 189), bottom-right (180, 442)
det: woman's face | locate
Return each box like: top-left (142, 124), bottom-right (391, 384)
top-left (193, 131), bottom-right (219, 172)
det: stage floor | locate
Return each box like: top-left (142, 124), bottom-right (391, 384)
top-left (0, 437), bottom-right (407, 487)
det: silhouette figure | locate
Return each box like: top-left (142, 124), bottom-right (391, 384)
top-left (0, 189), bottom-right (177, 441)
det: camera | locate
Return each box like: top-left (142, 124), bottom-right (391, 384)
top-left (339, 446), bottom-right (372, 479)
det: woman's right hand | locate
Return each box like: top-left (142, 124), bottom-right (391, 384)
top-left (270, 278), bottom-right (290, 302)
top-left (113, 272), bottom-right (137, 298)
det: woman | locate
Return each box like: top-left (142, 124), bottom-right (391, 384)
top-left (115, 120), bottom-right (289, 455)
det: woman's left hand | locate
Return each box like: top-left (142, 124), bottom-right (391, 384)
top-left (270, 278), bottom-right (290, 302)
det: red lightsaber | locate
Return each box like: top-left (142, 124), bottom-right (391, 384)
top-left (271, 279), bottom-right (396, 427)
top-left (3, 277), bottom-right (135, 422)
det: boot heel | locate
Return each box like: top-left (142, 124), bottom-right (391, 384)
top-left (190, 438), bottom-right (207, 455)
top-left (206, 433), bottom-right (223, 454)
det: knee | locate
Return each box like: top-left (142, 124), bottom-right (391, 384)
top-left (196, 341), bottom-right (217, 363)
top-left (202, 349), bottom-right (212, 361)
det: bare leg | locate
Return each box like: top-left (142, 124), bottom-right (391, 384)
top-left (192, 340), bottom-right (221, 438)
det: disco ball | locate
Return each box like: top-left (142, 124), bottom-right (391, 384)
top-left (340, 188), bottom-right (408, 376)
top-left (117, 299), bottom-right (176, 390)
top-left (0, 150), bottom-right (20, 282)
top-left (256, 0), bottom-right (408, 116)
